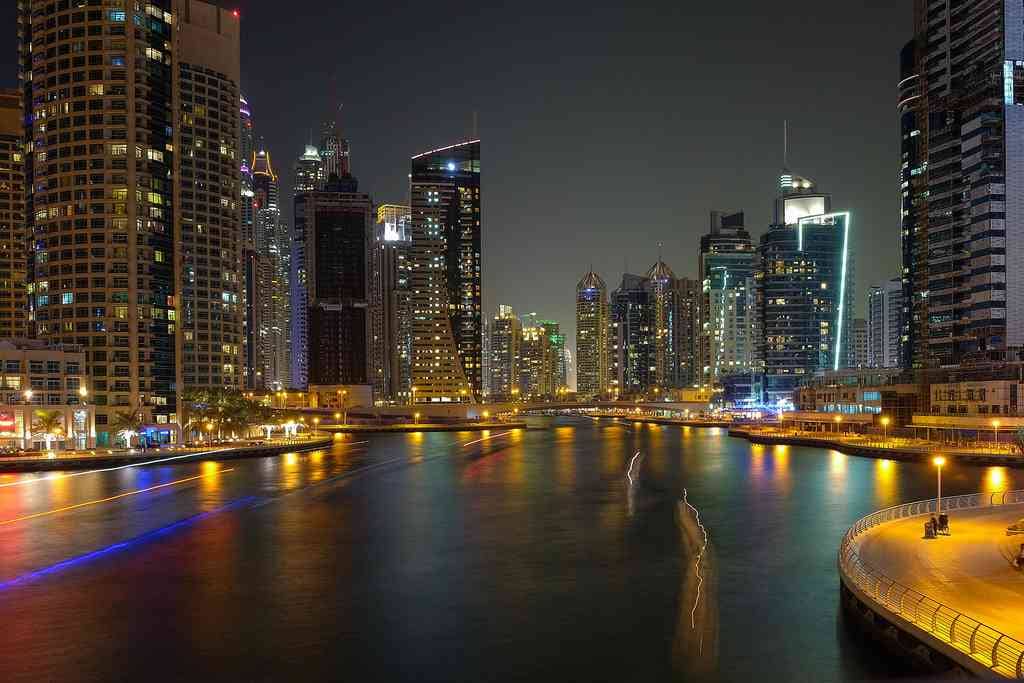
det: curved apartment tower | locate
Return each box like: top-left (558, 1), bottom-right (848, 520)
top-left (408, 140), bottom-right (481, 403)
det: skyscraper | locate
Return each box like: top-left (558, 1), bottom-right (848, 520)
top-left (488, 304), bottom-right (521, 401)
top-left (674, 276), bottom-right (700, 388)
top-left (867, 278), bottom-right (904, 369)
top-left (851, 318), bottom-right (869, 368)
top-left (252, 145), bottom-right (289, 390)
top-left (758, 173), bottom-right (853, 406)
top-left (901, 3), bottom-right (1024, 366)
top-left (575, 270), bottom-right (609, 399)
top-left (646, 259), bottom-right (679, 390)
top-left (610, 273), bottom-right (654, 396)
top-left (239, 95), bottom-right (260, 389)
top-left (320, 119), bottom-right (350, 180)
top-left (370, 204), bottom-right (412, 402)
top-left (408, 140), bottom-right (481, 402)
top-left (295, 174), bottom-right (372, 386)
top-left (294, 144), bottom-right (324, 193)
top-left (519, 323), bottom-right (554, 399)
top-left (699, 210), bottom-right (758, 388)
top-left (541, 320), bottom-right (566, 391)
top-left (0, 89), bottom-right (25, 340)
top-left (20, 0), bottom-right (242, 444)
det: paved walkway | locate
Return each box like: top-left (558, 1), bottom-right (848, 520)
top-left (856, 503), bottom-right (1024, 643)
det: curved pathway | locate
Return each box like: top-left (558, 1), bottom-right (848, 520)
top-left (855, 503), bottom-right (1024, 643)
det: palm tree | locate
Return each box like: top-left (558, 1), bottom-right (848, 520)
top-left (32, 410), bottom-right (64, 451)
top-left (111, 409), bottom-right (144, 448)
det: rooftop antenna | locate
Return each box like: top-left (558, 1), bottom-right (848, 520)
top-left (783, 119), bottom-right (788, 170)
top-left (657, 241), bottom-right (663, 263)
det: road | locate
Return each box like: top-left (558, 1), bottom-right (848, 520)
top-left (856, 503), bottom-right (1024, 643)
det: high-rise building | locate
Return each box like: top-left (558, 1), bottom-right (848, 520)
top-left (294, 144), bottom-right (324, 193)
top-left (900, 3), bottom-right (1024, 367)
top-left (758, 173), bottom-right (853, 406)
top-left (610, 273), bottom-right (654, 396)
top-left (239, 95), bottom-right (260, 389)
top-left (851, 318), bottom-right (869, 368)
top-left (675, 276), bottom-right (700, 387)
top-left (575, 270), bottom-right (609, 399)
top-left (20, 0), bottom-right (242, 445)
top-left (294, 174), bottom-right (371, 386)
top-left (541, 320), bottom-right (566, 391)
top-left (646, 259), bottom-right (679, 390)
top-left (320, 119), bottom-right (350, 180)
top-left (370, 204), bottom-right (412, 403)
top-left (408, 140), bottom-right (481, 402)
top-left (252, 145), bottom-right (289, 390)
top-left (0, 89), bottom-right (25, 339)
top-left (488, 304), bottom-right (520, 401)
top-left (867, 278), bottom-right (904, 369)
top-left (519, 324), bottom-right (554, 399)
top-left (699, 210), bottom-right (758, 388)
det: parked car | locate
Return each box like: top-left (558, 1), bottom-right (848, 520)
top-left (1008, 518), bottom-right (1024, 536)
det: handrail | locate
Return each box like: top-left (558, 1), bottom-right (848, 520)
top-left (839, 488), bottom-right (1024, 679)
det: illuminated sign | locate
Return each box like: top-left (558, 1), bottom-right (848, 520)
top-left (0, 411), bottom-right (16, 434)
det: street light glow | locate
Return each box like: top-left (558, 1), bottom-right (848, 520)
top-left (932, 456), bottom-right (945, 467)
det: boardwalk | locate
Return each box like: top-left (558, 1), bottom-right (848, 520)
top-left (856, 503), bottom-right (1024, 644)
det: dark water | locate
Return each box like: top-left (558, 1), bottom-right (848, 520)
top-left (0, 418), bottom-right (1018, 681)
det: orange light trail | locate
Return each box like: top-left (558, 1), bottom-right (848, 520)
top-left (0, 468), bottom-right (234, 526)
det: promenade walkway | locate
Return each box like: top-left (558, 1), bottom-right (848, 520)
top-left (856, 503), bottom-right (1024, 646)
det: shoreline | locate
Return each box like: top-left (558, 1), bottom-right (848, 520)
top-left (729, 427), bottom-right (1024, 467)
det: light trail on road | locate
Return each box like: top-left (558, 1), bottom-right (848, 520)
top-left (0, 467), bottom-right (234, 526)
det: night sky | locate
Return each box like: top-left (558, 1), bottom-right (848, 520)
top-left (1, 0), bottom-right (910, 365)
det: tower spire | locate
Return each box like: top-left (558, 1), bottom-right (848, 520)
top-left (783, 119), bottom-right (789, 170)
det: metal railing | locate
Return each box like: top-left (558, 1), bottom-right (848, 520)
top-left (839, 489), bottom-right (1024, 679)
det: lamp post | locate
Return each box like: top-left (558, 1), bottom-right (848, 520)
top-left (410, 386), bottom-right (418, 407)
top-left (414, 411), bottom-right (420, 425)
top-left (881, 416), bottom-right (890, 444)
top-left (992, 419), bottom-right (1000, 450)
top-left (313, 417), bottom-right (320, 435)
top-left (23, 388), bottom-right (32, 404)
top-left (834, 414), bottom-right (842, 434)
top-left (933, 455), bottom-right (945, 513)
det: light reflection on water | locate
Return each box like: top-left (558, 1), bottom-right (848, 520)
top-left (0, 420), bottom-right (1018, 682)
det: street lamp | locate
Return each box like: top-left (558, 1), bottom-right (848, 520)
top-left (483, 410), bottom-right (490, 422)
top-left (833, 414), bottom-right (842, 434)
top-left (23, 388), bottom-right (32, 403)
top-left (414, 411), bottom-right (420, 425)
top-left (881, 416), bottom-right (890, 443)
top-left (411, 386), bottom-right (418, 406)
top-left (313, 416), bottom-right (320, 435)
top-left (933, 456), bottom-right (945, 513)
top-left (992, 419), bottom-right (1001, 448)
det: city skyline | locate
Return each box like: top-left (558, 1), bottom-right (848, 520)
top-left (0, 1), bottom-right (909, 351)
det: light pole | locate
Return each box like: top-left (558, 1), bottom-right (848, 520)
top-left (313, 417), bottom-right (320, 435)
top-left (992, 419), bottom-right (1000, 450)
top-left (414, 411), bottom-right (420, 425)
top-left (881, 416), bottom-right (890, 444)
top-left (933, 455), bottom-right (945, 513)
top-left (834, 414), bottom-right (842, 434)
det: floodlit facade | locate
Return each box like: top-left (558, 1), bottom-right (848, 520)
top-left (851, 318), bottom-right (869, 368)
top-left (239, 94), bottom-right (260, 389)
top-left (19, 0), bottom-right (242, 445)
top-left (408, 140), bottom-right (481, 402)
top-left (370, 204), bottom-right (412, 402)
top-left (575, 270), bottom-right (608, 399)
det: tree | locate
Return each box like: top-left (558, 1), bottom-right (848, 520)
top-left (112, 409), bottom-right (144, 448)
top-left (32, 410), bottom-right (64, 451)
